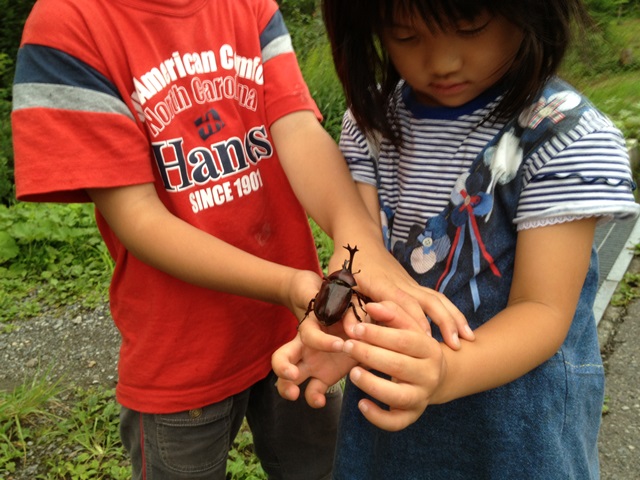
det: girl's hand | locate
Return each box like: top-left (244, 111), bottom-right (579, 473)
top-left (342, 301), bottom-right (448, 431)
top-left (272, 311), bottom-right (359, 407)
top-left (340, 241), bottom-right (474, 349)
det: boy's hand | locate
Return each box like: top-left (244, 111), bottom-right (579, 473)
top-left (342, 301), bottom-right (449, 431)
top-left (272, 310), bottom-right (360, 407)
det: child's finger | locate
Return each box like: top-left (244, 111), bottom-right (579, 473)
top-left (357, 276), bottom-right (431, 332)
top-left (298, 315), bottom-right (345, 352)
top-left (348, 367), bottom-right (426, 430)
top-left (304, 378), bottom-right (333, 409)
top-left (356, 398), bottom-right (422, 432)
top-left (348, 366), bottom-right (417, 407)
top-left (271, 339), bottom-right (303, 382)
top-left (421, 289), bottom-right (474, 346)
top-left (345, 339), bottom-right (432, 386)
top-left (346, 320), bottom-right (435, 363)
top-left (362, 301), bottom-right (425, 333)
top-left (276, 379), bottom-right (302, 401)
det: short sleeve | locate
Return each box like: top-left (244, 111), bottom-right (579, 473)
top-left (11, 1), bottom-right (154, 203)
top-left (259, 7), bottom-right (321, 125)
top-left (515, 117), bottom-right (639, 226)
top-left (339, 110), bottom-right (378, 186)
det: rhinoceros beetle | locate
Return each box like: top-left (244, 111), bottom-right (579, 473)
top-left (301, 244), bottom-right (369, 327)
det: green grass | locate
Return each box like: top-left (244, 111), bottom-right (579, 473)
top-left (0, 373), bottom-right (64, 475)
top-left (0, 376), bottom-right (268, 479)
top-left (573, 70), bottom-right (640, 140)
top-left (561, 17), bottom-right (640, 139)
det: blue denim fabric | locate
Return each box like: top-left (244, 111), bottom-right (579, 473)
top-left (334, 255), bottom-right (603, 480)
top-left (333, 79), bottom-right (608, 479)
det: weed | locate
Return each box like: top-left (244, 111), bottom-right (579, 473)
top-left (40, 388), bottom-right (129, 480)
top-left (0, 372), bottom-right (64, 475)
top-left (610, 271), bottom-right (640, 306)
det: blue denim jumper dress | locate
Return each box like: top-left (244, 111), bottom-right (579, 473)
top-left (333, 79), bottom-right (625, 479)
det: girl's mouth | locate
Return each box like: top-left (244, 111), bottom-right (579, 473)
top-left (430, 82), bottom-right (469, 96)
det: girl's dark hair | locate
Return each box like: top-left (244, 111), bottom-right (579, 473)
top-left (322, 0), bottom-right (591, 145)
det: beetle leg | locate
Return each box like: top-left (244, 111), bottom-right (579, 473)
top-left (298, 298), bottom-right (315, 329)
top-left (349, 302), bottom-right (363, 323)
top-left (354, 291), bottom-right (370, 310)
top-left (350, 291), bottom-right (371, 323)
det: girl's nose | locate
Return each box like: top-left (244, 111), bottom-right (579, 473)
top-left (426, 39), bottom-right (463, 77)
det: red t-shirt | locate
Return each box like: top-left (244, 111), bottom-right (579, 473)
top-left (12, 0), bottom-right (321, 412)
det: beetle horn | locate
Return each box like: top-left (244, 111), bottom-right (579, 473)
top-left (344, 244), bottom-right (359, 272)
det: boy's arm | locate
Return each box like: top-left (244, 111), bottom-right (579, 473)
top-left (87, 184), bottom-right (321, 319)
top-left (356, 182), bottom-right (382, 228)
top-left (270, 110), bottom-right (381, 250)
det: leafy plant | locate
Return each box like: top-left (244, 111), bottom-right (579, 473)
top-left (0, 202), bottom-right (112, 325)
top-left (300, 41), bottom-right (346, 140)
top-left (0, 53), bottom-right (14, 205)
top-left (610, 270), bottom-right (640, 306)
top-left (310, 218), bottom-right (334, 273)
top-left (226, 423), bottom-right (267, 480)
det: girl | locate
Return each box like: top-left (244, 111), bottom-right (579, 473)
top-left (273, 0), bottom-right (639, 478)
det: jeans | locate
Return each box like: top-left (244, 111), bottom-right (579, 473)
top-left (120, 371), bottom-right (342, 479)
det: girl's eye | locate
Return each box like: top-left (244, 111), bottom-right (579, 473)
top-left (455, 15), bottom-right (492, 37)
top-left (388, 26), bottom-right (419, 43)
top-left (394, 34), bottom-right (419, 43)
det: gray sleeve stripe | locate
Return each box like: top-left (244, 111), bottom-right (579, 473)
top-left (12, 83), bottom-right (134, 121)
top-left (262, 34), bottom-right (294, 64)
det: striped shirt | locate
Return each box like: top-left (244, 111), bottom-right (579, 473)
top-left (340, 82), bottom-right (637, 245)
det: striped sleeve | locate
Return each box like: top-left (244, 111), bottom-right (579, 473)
top-left (516, 113), bottom-right (639, 225)
top-left (339, 111), bottom-right (378, 186)
top-left (13, 45), bottom-right (132, 119)
top-left (12, 44), bottom-right (152, 202)
top-left (259, 9), bottom-right (294, 63)
top-left (259, 8), bottom-right (320, 125)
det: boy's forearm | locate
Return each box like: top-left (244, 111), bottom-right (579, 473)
top-left (271, 111), bottom-right (383, 248)
top-left (87, 184), bottom-right (317, 312)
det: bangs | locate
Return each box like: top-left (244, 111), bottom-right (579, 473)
top-left (380, 0), bottom-right (496, 31)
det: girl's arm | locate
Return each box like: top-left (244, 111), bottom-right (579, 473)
top-left (271, 110), bottom-right (474, 344)
top-left (341, 218), bottom-right (596, 431)
top-left (439, 217), bottom-right (596, 397)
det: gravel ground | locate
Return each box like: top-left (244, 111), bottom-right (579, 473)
top-left (0, 302), bottom-right (120, 393)
top-left (1, 279), bottom-right (639, 478)
top-left (597, 258), bottom-right (640, 480)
